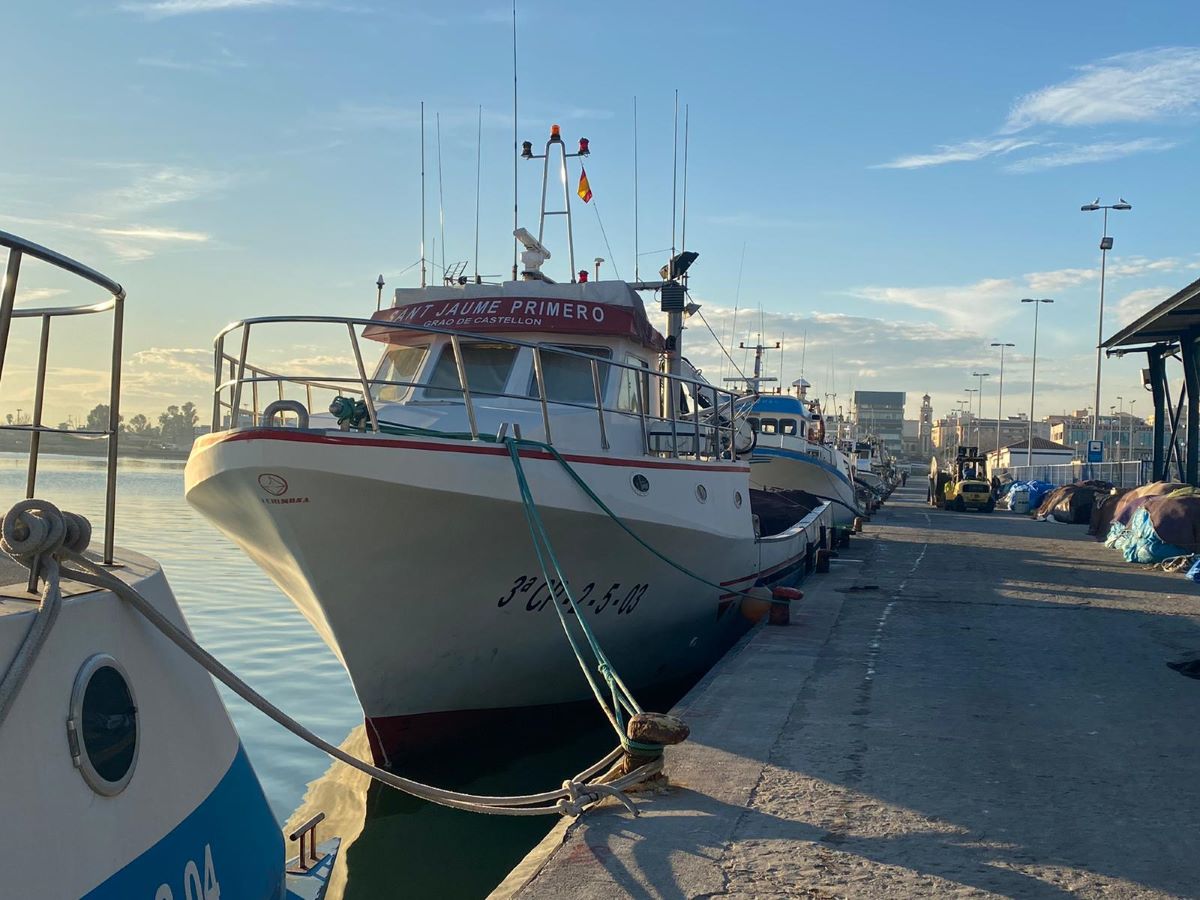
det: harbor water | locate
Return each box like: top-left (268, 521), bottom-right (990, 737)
top-left (0, 451), bottom-right (624, 898)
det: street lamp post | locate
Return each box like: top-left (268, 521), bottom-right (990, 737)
top-left (1123, 400), bottom-right (1132, 465)
top-left (991, 342), bottom-right (1014, 464)
top-left (1081, 198), bottom-right (1132, 443)
top-left (1022, 298), bottom-right (1054, 466)
top-left (964, 389), bottom-right (978, 447)
top-left (1108, 396), bottom-right (1118, 465)
top-left (972, 372), bottom-right (990, 448)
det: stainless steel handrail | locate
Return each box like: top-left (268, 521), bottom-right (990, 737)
top-left (210, 313), bottom-right (749, 462)
top-left (0, 231), bottom-right (125, 567)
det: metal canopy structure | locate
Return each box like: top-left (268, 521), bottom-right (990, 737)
top-left (1102, 274), bottom-right (1200, 485)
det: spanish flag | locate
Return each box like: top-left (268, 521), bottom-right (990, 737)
top-left (577, 167), bottom-right (593, 203)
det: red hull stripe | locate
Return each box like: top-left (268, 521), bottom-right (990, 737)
top-left (193, 428), bottom-right (751, 474)
top-left (719, 547), bottom-right (807, 592)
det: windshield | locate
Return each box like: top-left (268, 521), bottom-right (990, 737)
top-left (529, 345), bottom-right (612, 405)
top-left (425, 342), bottom-right (519, 400)
top-left (372, 344), bottom-right (428, 402)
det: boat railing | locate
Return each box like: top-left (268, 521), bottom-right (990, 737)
top-left (0, 230), bottom-right (125, 567)
top-left (211, 315), bottom-right (751, 462)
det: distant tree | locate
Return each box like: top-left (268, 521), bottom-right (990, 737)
top-left (86, 404), bottom-right (122, 432)
top-left (4, 414), bottom-right (11, 425)
top-left (158, 403), bottom-right (200, 448)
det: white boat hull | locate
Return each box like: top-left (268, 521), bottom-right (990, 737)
top-left (185, 429), bottom-right (822, 764)
top-left (749, 447), bottom-right (860, 527)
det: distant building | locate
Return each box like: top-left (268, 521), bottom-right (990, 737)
top-left (933, 413), bottom-right (1042, 456)
top-left (853, 390), bottom-right (906, 456)
top-left (901, 419), bottom-right (922, 458)
top-left (989, 437), bottom-right (1075, 470)
top-left (918, 393), bottom-right (933, 457)
top-left (1049, 412), bottom-right (1152, 461)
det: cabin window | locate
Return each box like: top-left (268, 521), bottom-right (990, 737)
top-left (780, 418), bottom-right (798, 436)
top-left (425, 342), bottom-right (518, 400)
top-left (372, 344), bottom-right (428, 402)
top-left (529, 345), bottom-right (612, 405)
top-left (759, 418), bottom-right (778, 434)
top-left (617, 356), bottom-right (650, 413)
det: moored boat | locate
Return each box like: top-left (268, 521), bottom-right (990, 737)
top-left (184, 125), bottom-right (832, 766)
top-left (0, 230), bottom-right (337, 900)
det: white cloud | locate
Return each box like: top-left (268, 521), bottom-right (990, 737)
top-left (873, 137), bottom-right (1037, 170)
top-left (91, 164), bottom-right (231, 214)
top-left (1005, 47), bottom-right (1200, 131)
top-left (121, 0), bottom-right (296, 17)
top-left (1112, 287), bottom-right (1169, 327)
top-left (1003, 138), bottom-right (1178, 173)
top-left (874, 46), bottom-right (1198, 172)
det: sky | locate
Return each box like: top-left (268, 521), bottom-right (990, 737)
top-left (3, 0), bottom-right (1200, 430)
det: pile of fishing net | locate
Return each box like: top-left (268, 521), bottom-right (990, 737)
top-left (1103, 484), bottom-right (1200, 563)
top-left (1033, 480), bottom-right (1114, 524)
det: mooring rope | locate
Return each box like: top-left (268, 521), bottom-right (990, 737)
top-left (0, 500), bottom-right (660, 817)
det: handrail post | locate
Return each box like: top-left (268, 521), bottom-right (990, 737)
top-left (590, 358), bottom-right (608, 450)
top-left (103, 295), bottom-right (124, 566)
top-left (668, 374), bottom-right (679, 459)
top-left (25, 315), bottom-right (51, 499)
top-left (0, 249), bottom-right (22, 381)
top-left (450, 333), bottom-right (480, 440)
top-left (636, 374), bottom-right (649, 455)
top-left (346, 322), bottom-right (380, 433)
top-left (212, 336), bottom-right (224, 430)
top-left (531, 345), bottom-right (552, 445)
top-left (230, 325), bottom-right (251, 429)
top-left (251, 381), bottom-right (260, 427)
top-left (726, 392), bottom-right (735, 460)
top-left (691, 381), bottom-right (702, 459)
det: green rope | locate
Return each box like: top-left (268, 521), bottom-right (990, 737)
top-left (504, 438), bottom-right (658, 755)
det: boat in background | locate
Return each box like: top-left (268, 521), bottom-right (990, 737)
top-left (184, 124), bottom-right (832, 767)
top-left (0, 230), bottom-right (337, 899)
top-left (724, 341), bottom-right (861, 527)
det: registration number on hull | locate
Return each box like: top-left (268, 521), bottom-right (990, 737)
top-left (497, 576), bottom-right (650, 616)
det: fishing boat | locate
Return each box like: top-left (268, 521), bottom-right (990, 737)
top-left (739, 359), bottom-right (861, 527)
top-left (0, 230), bottom-right (336, 899)
top-left (184, 125), bottom-right (831, 766)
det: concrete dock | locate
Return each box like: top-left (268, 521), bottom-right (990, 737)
top-left (494, 484), bottom-right (1200, 899)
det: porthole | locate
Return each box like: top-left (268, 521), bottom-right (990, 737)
top-left (631, 473), bottom-right (650, 495)
top-left (734, 490), bottom-right (743, 508)
top-left (68, 654), bottom-right (138, 796)
top-left (696, 484), bottom-right (708, 503)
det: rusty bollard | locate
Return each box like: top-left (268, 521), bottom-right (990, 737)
top-left (769, 586), bottom-right (803, 626)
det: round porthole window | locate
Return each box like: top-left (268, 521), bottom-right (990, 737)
top-left (696, 484), bottom-right (708, 503)
top-left (734, 490), bottom-right (743, 508)
top-left (631, 473), bottom-right (650, 495)
top-left (68, 654), bottom-right (138, 795)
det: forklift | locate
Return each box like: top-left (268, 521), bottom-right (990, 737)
top-left (929, 446), bottom-right (995, 513)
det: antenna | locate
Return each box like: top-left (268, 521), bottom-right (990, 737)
top-left (680, 103), bottom-right (689, 255)
top-left (670, 89), bottom-right (679, 264)
top-left (633, 95), bottom-right (639, 281)
top-left (474, 105), bottom-right (482, 282)
top-left (511, 0), bottom-right (519, 281)
top-left (436, 112), bottom-right (446, 280)
top-left (778, 332), bottom-right (784, 392)
top-left (420, 100), bottom-right (427, 288)
top-left (725, 242), bottom-right (746, 383)
top-left (800, 329), bottom-right (807, 378)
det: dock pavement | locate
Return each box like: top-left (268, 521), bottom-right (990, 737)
top-left (493, 483), bottom-right (1200, 898)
